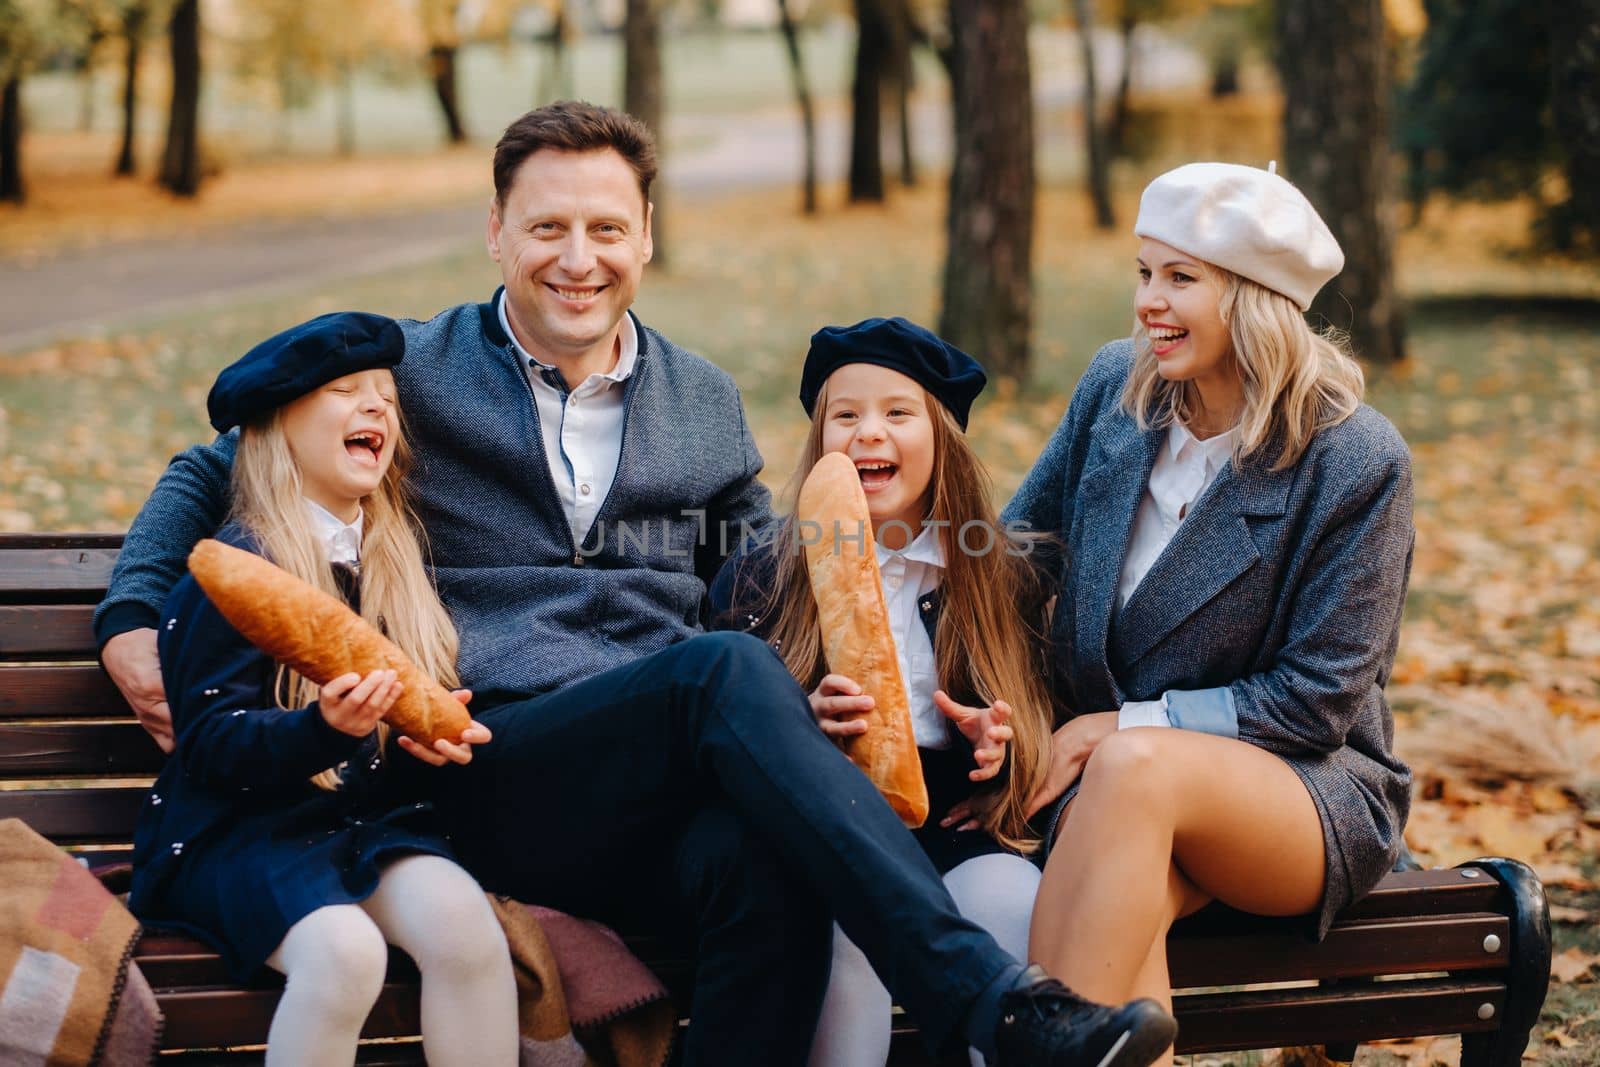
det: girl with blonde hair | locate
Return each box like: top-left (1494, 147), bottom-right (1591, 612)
top-left (996, 163), bottom-right (1413, 1066)
top-left (710, 317), bottom-right (1082, 1067)
top-left (128, 312), bottom-right (516, 1067)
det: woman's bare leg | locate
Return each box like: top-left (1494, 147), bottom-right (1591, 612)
top-left (1030, 728), bottom-right (1325, 1012)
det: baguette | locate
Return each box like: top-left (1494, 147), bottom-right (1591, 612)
top-left (187, 538), bottom-right (471, 746)
top-left (797, 452), bottom-right (929, 827)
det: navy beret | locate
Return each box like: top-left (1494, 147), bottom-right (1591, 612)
top-left (208, 312), bottom-right (405, 432)
top-left (800, 317), bottom-right (987, 430)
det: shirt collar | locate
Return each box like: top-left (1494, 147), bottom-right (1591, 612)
top-left (1168, 420), bottom-right (1238, 467)
top-left (876, 522), bottom-right (946, 570)
top-left (305, 498), bottom-right (363, 564)
top-left (498, 291), bottom-right (638, 385)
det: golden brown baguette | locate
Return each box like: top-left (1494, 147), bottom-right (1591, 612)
top-left (187, 538), bottom-right (471, 746)
top-left (797, 452), bottom-right (930, 827)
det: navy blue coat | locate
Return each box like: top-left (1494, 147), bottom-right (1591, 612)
top-left (1002, 341), bottom-right (1413, 936)
top-left (128, 525), bottom-right (455, 978)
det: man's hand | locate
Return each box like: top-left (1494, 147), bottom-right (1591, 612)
top-left (103, 629), bottom-right (173, 753)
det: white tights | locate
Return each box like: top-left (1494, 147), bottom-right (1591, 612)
top-left (263, 854), bottom-right (518, 1067)
top-left (807, 852), bottom-right (1042, 1067)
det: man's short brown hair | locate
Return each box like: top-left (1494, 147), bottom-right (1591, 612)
top-left (493, 102), bottom-right (658, 207)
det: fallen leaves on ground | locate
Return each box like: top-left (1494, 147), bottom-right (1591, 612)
top-left (1551, 949), bottom-right (1600, 985)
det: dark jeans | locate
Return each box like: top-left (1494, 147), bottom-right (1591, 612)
top-left (434, 631), bottom-right (1013, 1063)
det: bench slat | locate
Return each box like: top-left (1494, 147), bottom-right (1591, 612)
top-left (0, 605), bottom-right (99, 659)
top-left (1168, 912), bottom-right (1510, 986)
top-left (0, 722), bottom-right (166, 777)
top-left (159, 984), bottom-right (422, 1049)
top-left (0, 785), bottom-right (145, 841)
top-left (1337, 867), bottom-right (1506, 920)
top-left (0, 548), bottom-right (117, 599)
top-left (0, 666), bottom-right (131, 719)
top-left (1172, 977), bottom-right (1505, 1053)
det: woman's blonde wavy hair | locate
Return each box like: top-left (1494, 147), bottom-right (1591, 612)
top-left (746, 383), bottom-right (1054, 852)
top-left (230, 401), bottom-right (459, 791)
top-left (1122, 266), bottom-right (1365, 469)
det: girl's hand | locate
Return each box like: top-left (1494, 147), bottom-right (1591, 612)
top-left (933, 690), bottom-right (1013, 782)
top-left (808, 674), bottom-right (874, 740)
top-left (397, 690), bottom-right (490, 767)
top-left (1024, 711), bottom-right (1119, 818)
top-left (320, 669), bottom-right (402, 737)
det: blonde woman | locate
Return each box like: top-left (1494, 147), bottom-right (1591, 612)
top-left (127, 313), bottom-right (516, 1067)
top-left (992, 163), bottom-right (1413, 1064)
top-left (709, 318), bottom-right (1131, 1067)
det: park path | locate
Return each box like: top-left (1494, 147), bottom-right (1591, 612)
top-left (0, 30), bottom-right (1204, 353)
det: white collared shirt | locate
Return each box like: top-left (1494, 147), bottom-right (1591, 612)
top-left (306, 498), bottom-right (363, 564)
top-left (875, 525), bottom-right (949, 749)
top-left (1116, 420), bottom-right (1236, 730)
top-left (498, 293), bottom-right (638, 546)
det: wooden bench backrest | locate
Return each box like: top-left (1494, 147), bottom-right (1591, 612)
top-left (0, 534), bottom-right (158, 855)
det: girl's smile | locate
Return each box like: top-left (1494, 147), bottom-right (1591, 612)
top-left (819, 363), bottom-right (936, 551)
top-left (280, 369), bottom-right (399, 522)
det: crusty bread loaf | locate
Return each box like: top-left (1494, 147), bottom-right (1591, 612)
top-left (797, 452), bottom-right (929, 828)
top-left (187, 538), bottom-right (471, 746)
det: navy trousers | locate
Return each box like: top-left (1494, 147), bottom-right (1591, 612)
top-left (434, 631), bottom-right (1013, 1064)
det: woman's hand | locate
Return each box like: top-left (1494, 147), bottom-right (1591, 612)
top-left (397, 689), bottom-right (491, 766)
top-left (320, 669), bottom-right (401, 737)
top-left (1023, 711), bottom-right (1119, 818)
top-left (934, 690), bottom-right (1013, 783)
top-left (808, 674), bottom-right (874, 740)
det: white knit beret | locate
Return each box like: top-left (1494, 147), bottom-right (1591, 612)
top-left (1133, 162), bottom-right (1344, 311)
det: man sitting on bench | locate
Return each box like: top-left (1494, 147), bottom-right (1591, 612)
top-left (95, 101), bottom-right (1177, 1067)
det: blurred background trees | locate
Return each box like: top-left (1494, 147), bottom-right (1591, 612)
top-left (2, 0), bottom-right (1598, 376)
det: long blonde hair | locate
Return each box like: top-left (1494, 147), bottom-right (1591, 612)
top-left (748, 383), bottom-right (1054, 851)
top-left (230, 406), bottom-right (459, 791)
top-left (1122, 267), bottom-right (1365, 469)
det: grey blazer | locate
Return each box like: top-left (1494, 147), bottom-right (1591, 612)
top-left (1003, 340), bottom-right (1413, 936)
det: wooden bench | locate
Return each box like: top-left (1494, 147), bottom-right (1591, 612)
top-left (0, 533), bottom-right (1552, 1065)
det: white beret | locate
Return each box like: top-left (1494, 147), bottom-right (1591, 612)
top-left (1134, 162), bottom-right (1344, 311)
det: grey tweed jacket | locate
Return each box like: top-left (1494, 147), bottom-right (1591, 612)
top-left (1002, 340), bottom-right (1413, 936)
top-left (94, 291), bottom-right (773, 700)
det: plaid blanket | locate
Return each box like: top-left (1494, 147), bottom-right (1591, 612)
top-left (490, 898), bottom-right (674, 1067)
top-left (0, 819), bottom-right (160, 1066)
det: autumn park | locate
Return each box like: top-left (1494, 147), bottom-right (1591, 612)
top-left (1, 1), bottom-right (1598, 1065)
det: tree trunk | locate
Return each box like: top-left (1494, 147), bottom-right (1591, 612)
top-left (1278, 0), bottom-right (1405, 363)
top-left (1548, 0), bottom-right (1600, 250)
top-left (115, 4), bottom-right (145, 177)
top-left (429, 45), bottom-right (467, 144)
top-left (1109, 13), bottom-right (1135, 158)
top-left (78, 30), bottom-right (105, 133)
top-left (888, 0), bottom-right (915, 186)
top-left (159, 0), bottom-right (202, 197)
top-left (940, 0), bottom-right (1035, 382)
top-left (337, 59), bottom-right (356, 156)
top-left (849, 0), bottom-right (888, 202)
top-left (776, 0), bottom-right (818, 214)
top-left (624, 0), bottom-right (665, 263)
top-left (1073, 0), bottom-right (1114, 228)
top-left (537, 3), bottom-right (573, 103)
top-left (1, 75), bottom-right (23, 204)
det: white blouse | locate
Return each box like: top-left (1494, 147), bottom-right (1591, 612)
top-left (1116, 421), bottom-right (1237, 730)
top-left (305, 499), bottom-right (363, 564)
top-left (875, 525), bottom-right (950, 749)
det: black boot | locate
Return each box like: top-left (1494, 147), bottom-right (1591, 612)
top-left (993, 965), bottom-right (1177, 1067)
